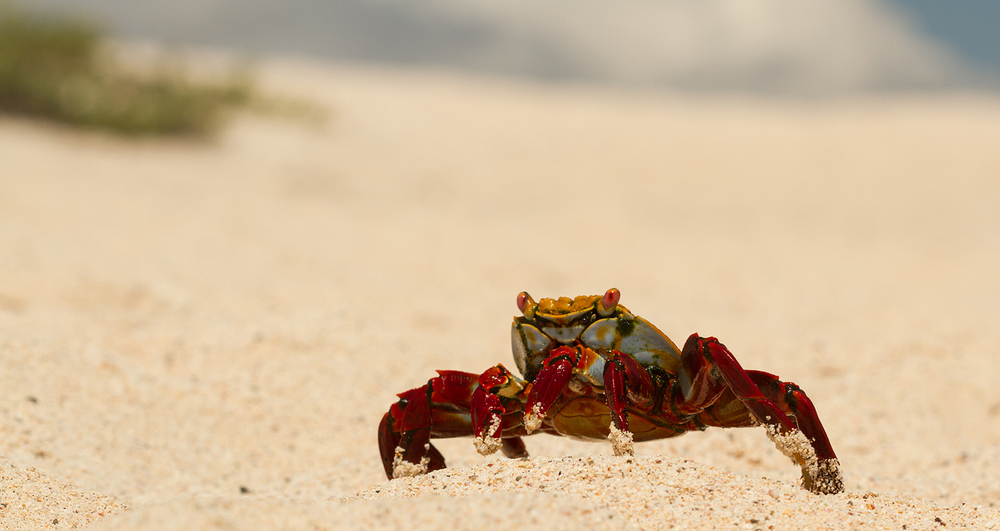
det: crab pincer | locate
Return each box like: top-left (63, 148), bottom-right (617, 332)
top-left (470, 365), bottom-right (509, 455)
top-left (522, 346), bottom-right (577, 433)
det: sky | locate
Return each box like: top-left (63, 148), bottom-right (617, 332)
top-left (20, 0), bottom-right (1000, 95)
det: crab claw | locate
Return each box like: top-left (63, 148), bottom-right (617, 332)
top-left (523, 346), bottom-right (576, 433)
top-left (471, 386), bottom-right (504, 455)
top-left (472, 365), bottom-right (516, 455)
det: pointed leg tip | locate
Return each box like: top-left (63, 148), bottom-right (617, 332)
top-left (762, 426), bottom-right (843, 494)
top-left (391, 446), bottom-right (430, 478)
top-left (474, 414), bottom-right (504, 455)
top-left (474, 435), bottom-right (503, 456)
top-left (608, 423), bottom-right (635, 457)
top-left (808, 458), bottom-right (844, 495)
top-left (523, 403), bottom-right (544, 434)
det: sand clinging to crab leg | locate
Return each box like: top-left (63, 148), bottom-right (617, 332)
top-left (763, 424), bottom-right (844, 495)
top-left (473, 415), bottom-right (505, 457)
top-left (607, 423), bottom-right (635, 457)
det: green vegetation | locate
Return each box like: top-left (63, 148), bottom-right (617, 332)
top-left (0, 4), bottom-right (252, 136)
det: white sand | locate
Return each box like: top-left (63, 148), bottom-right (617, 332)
top-left (1, 57), bottom-right (1000, 530)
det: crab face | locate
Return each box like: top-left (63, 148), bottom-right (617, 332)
top-left (511, 289), bottom-right (621, 378)
top-left (519, 289), bottom-right (620, 342)
top-left (510, 288), bottom-right (682, 381)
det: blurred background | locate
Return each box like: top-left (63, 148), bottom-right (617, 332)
top-left (17, 0), bottom-right (1000, 96)
top-left (3, 0), bottom-right (1000, 524)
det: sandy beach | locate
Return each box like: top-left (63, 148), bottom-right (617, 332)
top-left (1, 57), bottom-right (999, 530)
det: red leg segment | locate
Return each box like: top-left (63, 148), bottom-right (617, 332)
top-left (694, 336), bottom-right (799, 433)
top-left (604, 357), bottom-right (629, 432)
top-left (378, 370), bottom-right (480, 479)
top-left (471, 386), bottom-right (504, 439)
top-left (686, 334), bottom-right (843, 494)
top-left (603, 350), bottom-right (662, 456)
top-left (378, 411), bottom-right (400, 477)
top-left (603, 350), bottom-right (657, 432)
top-left (523, 346), bottom-right (576, 433)
top-left (470, 363), bottom-right (531, 456)
top-left (471, 365), bottom-right (512, 441)
top-left (747, 371), bottom-right (838, 462)
top-left (501, 436), bottom-right (529, 458)
top-left (647, 334), bottom-right (733, 424)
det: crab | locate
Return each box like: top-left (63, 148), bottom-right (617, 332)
top-left (378, 288), bottom-right (843, 494)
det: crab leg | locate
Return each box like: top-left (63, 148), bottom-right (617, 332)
top-left (522, 346), bottom-right (577, 434)
top-left (471, 381), bottom-right (506, 455)
top-left (683, 335), bottom-right (798, 431)
top-left (744, 371), bottom-right (838, 461)
top-left (603, 351), bottom-right (657, 455)
top-left (379, 384), bottom-right (443, 478)
top-left (471, 364), bottom-right (532, 456)
top-left (379, 408), bottom-right (448, 478)
top-left (743, 370), bottom-right (843, 494)
top-left (683, 334), bottom-right (843, 494)
top-left (379, 370), bottom-right (482, 479)
top-left (500, 435), bottom-right (529, 458)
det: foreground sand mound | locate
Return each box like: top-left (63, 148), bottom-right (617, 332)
top-left (0, 459), bottom-right (124, 530)
top-left (90, 491), bottom-right (632, 531)
top-left (350, 456), bottom-right (1000, 530)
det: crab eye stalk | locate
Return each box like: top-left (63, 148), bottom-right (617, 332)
top-left (517, 291), bottom-right (536, 321)
top-left (597, 288), bottom-right (620, 317)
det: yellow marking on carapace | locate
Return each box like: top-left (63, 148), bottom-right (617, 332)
top-left (536, 295), bottom-right (600, 316)
top-left (593, 324), bottom-right (613, 344)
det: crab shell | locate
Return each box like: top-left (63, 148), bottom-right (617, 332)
top-left (511, 289), bottom-right (683, 383)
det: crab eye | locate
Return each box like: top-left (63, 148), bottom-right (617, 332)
top-left (517, 291), bottom-right (536, 320)
top-left (597, 288), bottom-right (620, 317)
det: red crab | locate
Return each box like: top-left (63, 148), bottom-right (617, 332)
top-left (378, 289), bottom-right (843, 494)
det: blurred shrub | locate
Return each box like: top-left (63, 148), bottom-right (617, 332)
top-left (0, 4), bottom-right (252, 136)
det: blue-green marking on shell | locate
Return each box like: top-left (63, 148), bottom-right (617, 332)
top-left (511, 321), bottom-right (553, 376)
top-left (581, 314), bottom-right (682, 373)
top-left (618, 315), bottom-right (682, 372)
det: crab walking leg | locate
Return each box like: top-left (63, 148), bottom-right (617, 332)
top-left (746, 370), bottom-right (844, 494)
top-left (378, 409), bottom-right (447, 479)
top-left (603, 351), bottom-right (657, 456)
top-left (377, 412), bottom-right (402, 476)
top-left (500, 435), bottom-right (529, 458)
top-left (522, 346), bottom-right (577, 434)
top-left (378, 370), bottom-right (482, 479)
top-left (694, 335), bottom-right (844, 494)
top-left (677, 334), bottom-right (798, 429)
top-left (745, 371), bottom-right (838, 461)
top-left (379, 384), bottom-right (442, 478)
